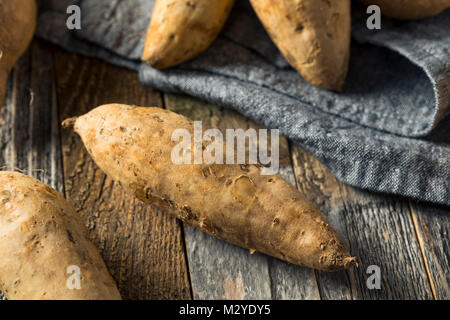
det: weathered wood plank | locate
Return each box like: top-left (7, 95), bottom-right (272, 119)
top-left (53, 50), bottom-right (191, 300)
top-left (164, 93), bottom-right (320, 300)
top-left (409, 201), bottom-right (449, 299)
top-left (29, 41), bottom-right (64, 192)
top-left (0, 40), bottom-right (63, 299)
top-left (290, 146), bottom-right (434, 299)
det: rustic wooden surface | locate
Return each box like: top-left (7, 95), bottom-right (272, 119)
top-left (0, 39), bottom-right (448, 300)
top-left (53, 48), bottom-right (191, 300)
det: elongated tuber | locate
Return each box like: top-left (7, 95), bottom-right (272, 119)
top-left (63, 104), bottom-right (356, 271)
top-left (249, 0), bottom-right (351, 91)
top-left (142, 0), bottom-right (235, 69)
top-left (0, 0), bottom-right (37, 108)
top-left (360, 0), bottom-right (450, 20)
top-left (0, 171), bottom-right (121, 300)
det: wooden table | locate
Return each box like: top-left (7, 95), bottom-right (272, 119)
top-left (1, 40), bottom-right (448, 300)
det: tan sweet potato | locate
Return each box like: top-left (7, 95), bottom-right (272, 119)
top-left (249, 0), bottom-right (351, 91)
top-left (142, 0), bottom-right (235, 69)
top-left (0, 172), bottom-right (121, 300)
top-left (63, 104), bottom-right (356, 271)
top-left (360, 0), bottom-right (450, 20)
top-left (0, 0), bottom-right (37, 108)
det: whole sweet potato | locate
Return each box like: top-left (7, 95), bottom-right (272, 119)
top-left (0, 172), bottom-right (121, 300)
top-left (0, 0), bottom-right (37, 108)
top-left (360, 0), bottom-right (450, 20)
top-left (249, 0), bottom-right (351, 91)
top-left (142, 0), bottom-right (235, 69)
top-left (64, 104), bottom-right (356, 271)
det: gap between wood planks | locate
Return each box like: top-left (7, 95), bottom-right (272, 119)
top-left (408, 202), bottom-right (437, 299)
top-left (160, 90), bottom-right (195, 301)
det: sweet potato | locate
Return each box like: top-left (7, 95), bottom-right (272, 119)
top-left (360, 0), bottom-right (450, 20)
top-left (249, 0), bottom-right (351, 91)
top-left (142, 0), bottom-right (235, 69)
top-left (63, 104), bottom-right (356, 271)
top-left (0, 172), bottom-right (121, 300)
top-left (0, 0), bottom-right (37, 108)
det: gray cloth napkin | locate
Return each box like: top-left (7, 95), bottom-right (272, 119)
top-left (37, 0), bottom-right (450, 206)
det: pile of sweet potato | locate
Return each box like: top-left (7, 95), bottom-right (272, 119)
top-left (0, 0), bottom-right (449, 300)
top-left (143, 0), bottom-right (450, 91)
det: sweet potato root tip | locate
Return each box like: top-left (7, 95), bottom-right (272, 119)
top-left (61, 117), bottom-right (78, 129)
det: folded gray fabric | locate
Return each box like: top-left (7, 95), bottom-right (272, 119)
top-left (37, 0), bottom-right (450, 206)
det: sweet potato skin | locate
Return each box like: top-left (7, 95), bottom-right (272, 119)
top-left (0, 0), bottom-right (37, 108)
top-left (249, 0), bottom-right (351, 91)
top-left (66, 104), bottom-right (356, 271)
top-left (360, 0), bottom-right (450, 20)
top-left (0, 172), bottom-right (121, 300)
top-left (142, 0), bottom-right (235, 69)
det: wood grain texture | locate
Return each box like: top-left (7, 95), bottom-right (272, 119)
top-left (409, 202), bottom-right (449, 299)
top-left (164, 93), bottom-right (320, 300)
top-left (1, 39), bottom-right (446, 301)
top-left (291, 146), bottom-right (434, 299)
top-left (0, 41), bottom-right (63, 299)
top-left (53, 50), bottom-right (191, 300)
